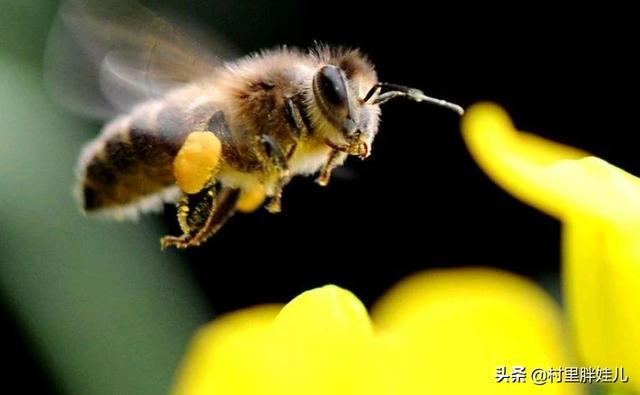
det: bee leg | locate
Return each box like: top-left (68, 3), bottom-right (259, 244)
top-left (161, 183), bottom-right (217, 249)
top-left (284, 97), bottom-right (310, 141)
top-left (256, 135), bottom-right (291, 213)
top-left (323, 137), bottom-right (369, 158)
top-left (316, 149), bottom-right (348, 186)
top-left (160, 185), bottom-right (240, 249)
top-left (281, 97), bottom-right (308, 161)
top-left (316, 134), bottom-right (368, 186)
top-left (267, 178), bottom-right (289, 213)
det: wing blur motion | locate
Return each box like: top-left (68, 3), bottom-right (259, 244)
top-left (44, 0), bottom-right (235, 119)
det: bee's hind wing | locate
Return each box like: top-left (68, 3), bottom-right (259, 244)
top-left (44, 0), bottom-right (236, 120)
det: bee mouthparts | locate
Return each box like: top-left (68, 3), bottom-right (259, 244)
top-left (342, 117), bottom-right (359, 136)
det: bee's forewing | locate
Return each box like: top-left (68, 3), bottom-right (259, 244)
top-left (45, 0), bottom-right (235, 120)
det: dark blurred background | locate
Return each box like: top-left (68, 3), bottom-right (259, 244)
top-left (1, 0), bottom-right (637, 394)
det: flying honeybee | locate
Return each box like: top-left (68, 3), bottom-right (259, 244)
top-left (46, 0), bottom-right (463, 249)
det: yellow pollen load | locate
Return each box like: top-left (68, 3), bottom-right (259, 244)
top-left (236, 184), bottom-right (267, 213)
top-left (174, 131), bottom-right (222, 194)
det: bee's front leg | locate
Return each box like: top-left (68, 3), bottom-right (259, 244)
top-left (255, 135), bottom-right (291, 213)
top-left (284, 97), bottom-right (310, 142)
top-left (161, 184), bottom-right (240, 249)
top-left (316, 136), bottom-right (367, 186)
top-left (316, 149), bottom-right (348, 186)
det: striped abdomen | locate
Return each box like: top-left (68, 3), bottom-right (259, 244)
top-left (78, 96), bottom-right (225, 214)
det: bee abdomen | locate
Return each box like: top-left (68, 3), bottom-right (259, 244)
top-left (79, 102), bottom-right (187, 212)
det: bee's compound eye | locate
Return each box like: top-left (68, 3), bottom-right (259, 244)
top-left (317, 65), bottom-right (348, 108)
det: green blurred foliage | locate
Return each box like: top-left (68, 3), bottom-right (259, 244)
top-left (1, 1), bottom-right (211, 394)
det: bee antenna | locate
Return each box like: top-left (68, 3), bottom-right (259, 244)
top-left (363, 82), bottom-right (464, 115)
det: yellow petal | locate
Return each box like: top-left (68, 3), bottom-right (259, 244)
top-left (462, 102), bottom-right (640, 224)
top-left (462, 103), bottom-right (640, 391)
top-left (606, 227), bottom-right (640, 383)
top-left (172, 286), bottom-right (379, 395)
top-left (171, 304), bottom-right (282, 395)
top-left (373, 268), bottom-right (581, 395)
top-left (269, 285), bottom-right (379, 395)
top-left (546, 157), bottom-right (640, 225)
top-left (461, 102), bottom-right (588, 218)
top-left (174, 131), bottom-right (222, 194)
top-left (563, 216), bottom-right (640, 387)
top-left (173, 273), bottom-right (582, 395)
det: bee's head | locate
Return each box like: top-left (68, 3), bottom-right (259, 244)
top-left (309, 48), bottom-right (463, 159)
top-left (311, 63), bottom-right (380, 158)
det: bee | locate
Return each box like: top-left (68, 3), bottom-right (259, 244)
top-left (47, 1), bottom-right (463, 249)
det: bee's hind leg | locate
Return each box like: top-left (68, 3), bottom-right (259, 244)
top-left (161, 184), bottom-right (240, 249)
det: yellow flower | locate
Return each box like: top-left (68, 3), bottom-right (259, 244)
top-left (462, 103), bottom-right (640, 389)
top-left (172, 268), bottom-right (579, 395)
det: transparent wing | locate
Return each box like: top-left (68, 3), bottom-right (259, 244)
top-left (45, 0), bottom-right (236, 120)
